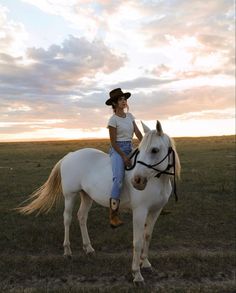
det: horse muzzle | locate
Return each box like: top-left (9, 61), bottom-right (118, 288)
top-left (131, 175), bottom-right (148, 190)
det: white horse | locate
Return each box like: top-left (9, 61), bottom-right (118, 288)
top-left (18, 120), bottom-right (180, 284)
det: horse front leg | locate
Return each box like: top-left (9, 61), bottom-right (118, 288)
top-left (140, 209), bottom-right (161, 270)
top-left (132, 207), bottom-right (148, 284)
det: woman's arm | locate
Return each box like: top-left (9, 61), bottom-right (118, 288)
top-left (108, 126), bottom-right (131, 167)
top-left (133, 121), bottom-right (143, 141)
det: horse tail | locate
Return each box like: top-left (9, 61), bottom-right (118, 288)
top-left (17, 160), bottom-right (62, 215)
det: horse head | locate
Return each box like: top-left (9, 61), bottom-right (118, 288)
top-left (131, 120), bottom-right (180, 190)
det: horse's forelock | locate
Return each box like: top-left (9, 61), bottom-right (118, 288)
top-left (139, 131), bottom-right (170, 152)
top-left (138, 130), bottom-right (157, 152)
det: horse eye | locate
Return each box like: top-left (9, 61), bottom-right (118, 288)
top-left (151, 148), bottom-right (159, 154)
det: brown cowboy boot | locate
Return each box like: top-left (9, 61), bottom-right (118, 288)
top-left (109, 198), bottom-right (124, 229)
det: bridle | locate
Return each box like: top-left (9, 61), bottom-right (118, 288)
top-left (125, 147), bottom-right (178, 201)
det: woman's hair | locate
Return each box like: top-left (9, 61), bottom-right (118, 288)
top-left (111, 102), bottom-right (117, 112)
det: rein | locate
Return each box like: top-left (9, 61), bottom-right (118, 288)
top-left (125, 147), bottom-right (178, 201)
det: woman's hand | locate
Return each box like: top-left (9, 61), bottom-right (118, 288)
top-left (122, 154), bottom-right (131, 167)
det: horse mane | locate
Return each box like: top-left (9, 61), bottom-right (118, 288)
top-left (169, 137), bottom-right (181, 179)
top-left (138, 130), bottom-right (181, 179)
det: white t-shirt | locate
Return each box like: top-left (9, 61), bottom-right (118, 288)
top-left (107, 112), bottom-right (135, 141)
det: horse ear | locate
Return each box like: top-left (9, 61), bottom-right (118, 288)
top-left (141, 121), bottom-right (151, 133)
top-left (156, 120), bottom-right (164, 136)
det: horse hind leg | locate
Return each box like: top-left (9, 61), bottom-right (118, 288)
top-left (63, 192), bottom-right (76, 257)
top-left (77, 190), bottom-right (95, 255)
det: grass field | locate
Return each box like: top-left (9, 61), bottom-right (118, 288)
top-left (0, 136), bottom-right (235, 292)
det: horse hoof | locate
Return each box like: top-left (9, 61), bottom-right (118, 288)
top-left (84, 245), bottom-right (95, 256)
top-left (86, 250), bottom-right (96, 257)
top-left (141, 266), bottom-right (154, 273)
top-left (133, 280), bottom-right (145, 287)
top-left (64, 254), bottom-right (72, 260)
top-left (83, 244), bottom-right (95, 255)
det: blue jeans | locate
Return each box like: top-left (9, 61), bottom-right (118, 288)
top-left (110, 141), bottom-right (132, 200)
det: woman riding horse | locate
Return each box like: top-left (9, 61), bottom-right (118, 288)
top-left (106, 88), bottom-right (143, 228)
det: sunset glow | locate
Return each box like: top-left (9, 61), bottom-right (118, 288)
top-left (0, 0), bottom-right (235, 142)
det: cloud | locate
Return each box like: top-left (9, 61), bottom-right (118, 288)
top-left (0, 5), bottom-right (28, 55)
top-left (111, 76), bottom-right (178, 91)
top-left (138, 0), bottom-right (234, 43)
top-left (170, 108), bottom-right (235, 121)
top-left (130, 85), bottom-right (235, 121)
top-left (16, 1), bottom-right (235, 80)
top-left (135, 0), bottom-right (235, 79)
top-left (0, 35), bottom-right (126, 95)
top-left (0, 4), bottom-right (125, 139)
top-left (21, 0), bottom-right (125, 40)
top-left (151, 63), bottom-right (233, 80)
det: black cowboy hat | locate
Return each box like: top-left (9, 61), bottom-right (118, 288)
top-left (105, 88), bottom-right (131, 105)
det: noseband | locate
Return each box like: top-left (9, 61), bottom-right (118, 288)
top-left (125, 147), bottom-right (178, 201)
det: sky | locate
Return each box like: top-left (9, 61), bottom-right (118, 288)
top-left (0, 0), bottom-right (235, 142)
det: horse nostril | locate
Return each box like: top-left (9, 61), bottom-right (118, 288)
top-left (132, 175), bottom-right (148, 190)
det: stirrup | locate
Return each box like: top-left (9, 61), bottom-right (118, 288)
top-left (110, 198), bottom-right (120, 211)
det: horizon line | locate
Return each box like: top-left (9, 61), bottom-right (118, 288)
top-left (0, 134), bottom-right (235, 143)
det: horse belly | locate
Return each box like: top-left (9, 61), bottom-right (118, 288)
top-left (60, 149), bottom-right (113, 205)
top-left (82, 166), bottom-right (113, 206)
